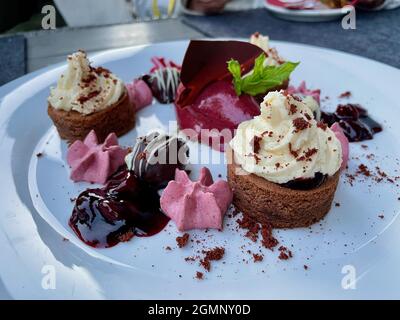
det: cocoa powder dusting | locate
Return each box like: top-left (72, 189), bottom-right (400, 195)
top-left (77, 90), bottom-right (100, 104)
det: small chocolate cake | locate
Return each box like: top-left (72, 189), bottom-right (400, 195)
top-left (48, 89), bottom-right (135, 143)
top-left (227, 149), bottom-right (340, 229)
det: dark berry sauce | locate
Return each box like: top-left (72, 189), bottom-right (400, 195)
top-left (281, 172), bottom-right (327, 190)
top-left (69, 168), bottom-right (169, 248)
top-left (321, 104), bottom-right (382, 142)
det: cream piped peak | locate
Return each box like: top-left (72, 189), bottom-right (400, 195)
top-left (249, 32), bottom-right (284, 66)
top-left (48, 50), bottom-right (124, 115)
top-left (229, 90), bottom-right (342, 184)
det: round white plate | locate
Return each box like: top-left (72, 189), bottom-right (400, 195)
top-left (1, 40), bottom-right (400, 299)
top-left (264, 0), bottom-right (348, 22)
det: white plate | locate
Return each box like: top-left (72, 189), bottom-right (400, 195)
top-left (264, 0), bottom-right (347, 22)
top-left (1, 40), bottom-right (400, 299)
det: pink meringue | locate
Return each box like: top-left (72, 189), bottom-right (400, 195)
top-left (160, 168), bottom-right (233, 231)
top-left (287, 81), bottom-right (321, 104)
top-left (331, 123), bottom-right (349, 170)
top-left (67, 130), bottom-right (127, 184)
top-left (126, 79), bottom-right (153, 111)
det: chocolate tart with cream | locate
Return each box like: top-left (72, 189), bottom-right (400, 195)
top-left (47, 51), bottom-right (135, 143)
top-left (227, 91), bottom-right (344, 228)
top-left (227, 152), bottom-right (340, 228)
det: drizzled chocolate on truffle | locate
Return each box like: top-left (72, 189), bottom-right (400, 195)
top-left (142, 68), bottom-right (180, 104)
top-left (125, 132), bottom-right (189, 188)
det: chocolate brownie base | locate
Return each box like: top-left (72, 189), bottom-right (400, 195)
top-left (48, 90), bottom-right (135, 143)
top-left (227, 154), bottom-right (340, 229)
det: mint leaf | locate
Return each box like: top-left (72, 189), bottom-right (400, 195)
top-left (227, 59), bottom-right (242, 95)
top-left (227, 54), bottom-right (299, 96)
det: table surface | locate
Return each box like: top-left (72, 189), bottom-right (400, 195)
top-left (0, 8), bottom-right (399, 87)
top-left (0, 19), bottom-right (204, 86)
top-left (182, 8), bottom-right (400, 69)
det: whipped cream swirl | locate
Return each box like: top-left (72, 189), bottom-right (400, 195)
top-left (229, 91), bottom-right (342, 184)
top-left (249, 33), bottom-right (284, 66)
top-left (48, 51), bottom-right (125, 115)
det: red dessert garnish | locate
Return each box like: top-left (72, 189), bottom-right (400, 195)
top-left (176, 40), bottom-right (264, 106)
top-left (175, 40), bottom-right (265, 151)
top-left (175, 80), bottom-right (260, 151)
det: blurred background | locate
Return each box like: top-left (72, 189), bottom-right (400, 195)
top-left (0, 0), bottom-right (399, 85)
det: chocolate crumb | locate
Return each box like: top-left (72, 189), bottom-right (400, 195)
top-left (36, 152), bottom-right (43, 158)
top-left (237, 215), bottom-right (260, 242)
top-left (317, 122), bottom-right (327, 131)
top-left (357, 164), bottom-right (371, 177)
top-left (339, 91), bottom-right (351, 98)
top-left (278, 251), bottom-right (289, 260)
top-left (200, 259), bottom-right (210, 271)
top-left (253, 253), bottom-right (263, 262)
top-left (200, 247), bottom-right (225, 272)
top-left (261, 223), bottom-right (278, 250)
top-left (303, 265), bottom-right (308, 270)
top-left (289, 104), bottom-right (297, 115)
top-left (293, 117), bottom-right (310, 132)
top-left (203, 247), bottom-right (225, 261)
top-left (289, 143), bottom-right (299, 158)
top-left (378, 214), bottom-right (384, 219)
top-left (278, 246), bottom-right (293, 260)
top-left (297, 148), bottom-right (318, 162)
top-left (305, 148), bottom-right (318, 158)
top-left (77, 90), bottom-right (101, 104)
top-left (253, 153), bottom-right (261, 164)
top-left (251, 135), bottom-right (263, 154)
top-left (176, 233), bottom-right (190, 248)
top-left (165, 246), bottom-right (172, 251)
top-left (196, 271), bottom-right (204, 280)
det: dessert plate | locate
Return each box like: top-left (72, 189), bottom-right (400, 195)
top-left (264, 0), bottom-right (348, 22)
top-left (1, 40), bottom-right (400, 299)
